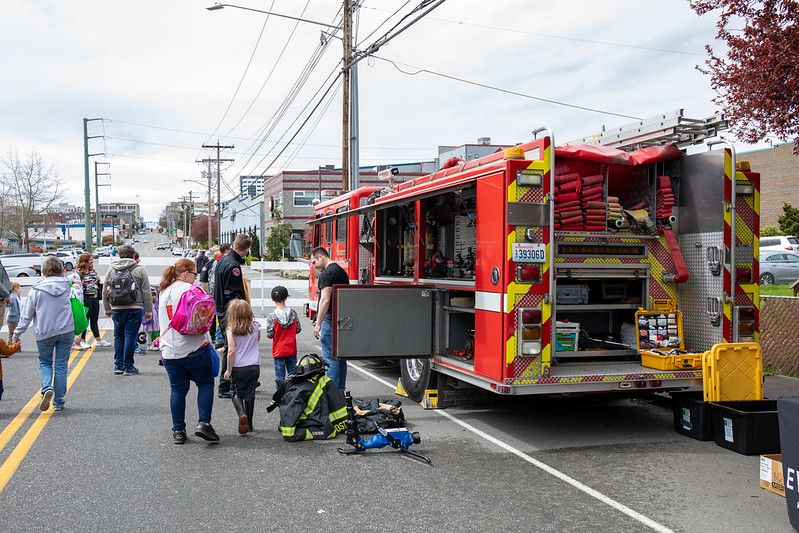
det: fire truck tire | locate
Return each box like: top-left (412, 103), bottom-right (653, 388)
top-left (400, 358), bottom-right (433, 403)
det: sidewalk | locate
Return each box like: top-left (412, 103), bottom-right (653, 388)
top-left (765, 374), bottom-right (799, 399)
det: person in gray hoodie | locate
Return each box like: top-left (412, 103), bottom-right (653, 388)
top-left (12, 256), bottom-right (74, 411)
top-left (102, 245), bottom-right (152, 376)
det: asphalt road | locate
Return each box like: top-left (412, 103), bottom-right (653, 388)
top-left (0, 241), bottom-right (796, 532)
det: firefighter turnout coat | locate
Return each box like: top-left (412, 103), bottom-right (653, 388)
top-left (274, 373), bottom-right (348, 441)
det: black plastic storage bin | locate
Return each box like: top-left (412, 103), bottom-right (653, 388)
top-left (709, 400), bottom-right (780, 455)
top-left (671, 390), bottom-right (713, 441)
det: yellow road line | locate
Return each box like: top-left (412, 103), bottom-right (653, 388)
top-left (0, 334), bottom-right (102, 493)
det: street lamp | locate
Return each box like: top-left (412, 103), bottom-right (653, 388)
top-left (206, 3), bottom-right (340, 28)
top-left (94, 161), bottom-right (111, 247)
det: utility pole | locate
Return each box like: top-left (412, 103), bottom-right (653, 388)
top-left (202, 141), bottom-right (234, 246)
top-left (83, 118), bottom-right (104, 249)
top-left (94, 161), bottom-right (111, 247)
top-left (341, 0), bottom-right (351, 192)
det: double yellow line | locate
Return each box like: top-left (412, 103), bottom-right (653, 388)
top-left (0, 335), bottom-right (102, 492)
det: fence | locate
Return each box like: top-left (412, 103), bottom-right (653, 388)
top-left (761, 296), bottom-right (799, 376)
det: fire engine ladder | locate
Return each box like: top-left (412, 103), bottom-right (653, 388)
top-left (565, 109), bottom-right (728, 151)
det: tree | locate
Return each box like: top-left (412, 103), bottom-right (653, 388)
top-left (0, 149), bottom-right (63, 247)
top-left (248, 230), bottom-right (261, 259)
top-left (190, 215), bottom-right (219, 246)
top-left (690, 0), bottom-right (799, 146)
top-left (263, 206), bottom-right (293, 260)
top-left (761, 225), bottom-right (781, 237)
top-left (777, 202), bottom-right (799, 235)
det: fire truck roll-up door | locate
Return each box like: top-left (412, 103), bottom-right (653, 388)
top-left (333, 285), bottom-right (435, 359)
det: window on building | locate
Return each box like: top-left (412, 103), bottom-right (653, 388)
top-left (294, 190), bottom-right (320, 207)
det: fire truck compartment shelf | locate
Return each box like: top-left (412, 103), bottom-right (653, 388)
top-left (558, 304), bottom-right (640, 310)
top-left (418, 278), bottom-right (476, 288)
top-left (555, 349), bottom-right (637, 359)
top-left (443, 305), bottom-right (475, 314)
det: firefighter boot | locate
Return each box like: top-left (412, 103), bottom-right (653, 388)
top-left (245, 399), bottom-right (255, 432)
top-left (231, 394), bottom-right (248, 435)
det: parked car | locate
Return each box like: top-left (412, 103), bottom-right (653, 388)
top-left (760, 236), bottom-right (799, 253)
top-left (171, 246), bottom-right (183, 256)
top-left (760, 252), bottom-right (799, 284)
top-left (92, 246), bottom-right (113, 258)
top-left (156, 242), bottom-right (171, 250)
top-left (42, 251), bottom-right (79, 271)
top-left (5, 264), bottom-right (40, 277)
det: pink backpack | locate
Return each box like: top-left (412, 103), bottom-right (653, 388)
top-left (166, 285), bottom-right (216, 335)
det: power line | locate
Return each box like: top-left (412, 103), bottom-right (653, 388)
top-left (362, 5), bottom-right (705, 56)
top-left (373, 55), bottom-right (642, 120)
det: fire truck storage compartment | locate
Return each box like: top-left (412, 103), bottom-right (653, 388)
top-left (423, 187), bottom-right (477, 281)
top-left (554, 267), bottom-right (647, 360)
top-left (439, 290), bottom-right (475, 362)
top-left (376, 204), bottom-right (414, 277)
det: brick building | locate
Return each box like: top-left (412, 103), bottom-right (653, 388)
top-left (740, 142), bottom-right (799, 228)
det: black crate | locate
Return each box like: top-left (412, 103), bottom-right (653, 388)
top-left (671, 390), bottom-right (713, 441)
top-left (709, 400), bottom-right (781, 455)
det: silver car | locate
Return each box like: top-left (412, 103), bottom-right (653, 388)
top-left (760, 252), bottom-right (799, 285)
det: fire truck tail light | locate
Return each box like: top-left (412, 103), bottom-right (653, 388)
top-left (650, 380), bottom-right (662, 388)
top-left (521, 326), bottom-right (541, 340)
top-left (518, 266), bottom-right (541, 282)
top-left (521, 341), bottom-right (541, 355)
top-left (738, 307), bottom-right (755, 321)
top-left (635, 381), bottom-right (646, 388)
top-left (521, 309), bottom-right (541, 324)
top-left (736, 268), bottom-right (752, 282)
top-left (738, 322), bottom-right (755, 335)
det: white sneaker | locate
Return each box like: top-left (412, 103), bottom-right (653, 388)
top-left (80, 342), bottom-right (92, 349)
top-left (71, 343), bottom-right (83, 351)
top-left (95, 339), bottom-right (112, 347)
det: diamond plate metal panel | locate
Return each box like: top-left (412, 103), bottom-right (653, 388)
top-left (679, 231), bottom-right (724, 350)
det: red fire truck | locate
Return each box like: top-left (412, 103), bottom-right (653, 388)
top-left (307, 111), bottom-right (760, 405)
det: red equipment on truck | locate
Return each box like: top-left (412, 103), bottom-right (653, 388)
top-left (307, 110), bottom-right (760, 405)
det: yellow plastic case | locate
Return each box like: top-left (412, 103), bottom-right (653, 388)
top-left (702, 342), bottom-right (763, 401)
top-left (641, 351), bottom-right (703, 371)
top-left (636, 303), bottom-right (703, 370)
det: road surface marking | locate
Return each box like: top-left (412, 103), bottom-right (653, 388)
top-left (349, 362), bottom-right (674, 533)
top-left (0, 336), bottom-right (101, 493)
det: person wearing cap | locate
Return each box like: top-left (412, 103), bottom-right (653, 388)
top-left (265, 284), bottom-right (301, 390)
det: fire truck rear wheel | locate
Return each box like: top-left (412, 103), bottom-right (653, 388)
top-left (400, 358), bottom-right (433, 403)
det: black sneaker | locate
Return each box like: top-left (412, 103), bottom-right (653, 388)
top-left (217, 391), bottom-right (232, 399)
top-left (114, 366), bottom-right (124, 375)
top-left (194, 422), bottom-right (220, 442)
top-left (173, 429), bottom-right (187, 444)
top-left (123, 366), bottom-right (139, 376)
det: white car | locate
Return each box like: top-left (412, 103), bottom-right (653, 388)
top-left (760, 236), bottom-right (799, 253)
top-left (5, 264), bottom-right (40, 277)
top-left (171, 247), bottom-right (183, 256)
top-left (42, 251), bottom-right (80, 271)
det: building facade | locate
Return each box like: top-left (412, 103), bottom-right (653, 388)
top-left (740, 142), bottom-right (799, 228)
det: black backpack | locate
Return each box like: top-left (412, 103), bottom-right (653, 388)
top-left (107, 266), bottom-right (137, 306)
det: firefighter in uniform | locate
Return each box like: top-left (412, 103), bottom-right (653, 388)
top-left (213, 234), bottom-right (250, 398)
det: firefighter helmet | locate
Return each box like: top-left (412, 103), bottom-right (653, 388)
top-left (293, 354), bottom-right (328, 378)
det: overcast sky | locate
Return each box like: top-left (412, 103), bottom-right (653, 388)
top-left (0, 0), bottom-right (757, 221)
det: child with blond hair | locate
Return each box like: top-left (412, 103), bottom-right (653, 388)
top-left (224, 299), bottom-right (260, 434)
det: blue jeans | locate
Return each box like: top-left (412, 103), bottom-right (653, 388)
top-left (37, 331), bottom-right (73, 409)
top-left (112, 308), bottom-right (143, 370)
top-left (162, 344), bottom-right (215, 432)
top-left (273, 355), bottom-right (297, 389)
top-left (320, 316), bottom-right (346, 391)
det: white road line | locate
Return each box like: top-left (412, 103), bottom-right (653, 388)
top-left (349, 362), bottom-right (674, 533)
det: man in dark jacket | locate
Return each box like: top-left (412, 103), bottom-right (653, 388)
top-left (213, 234), bottom-right (250, 397)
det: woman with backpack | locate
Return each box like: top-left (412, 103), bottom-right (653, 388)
top-left (158, 258), bottom-right (219, 444)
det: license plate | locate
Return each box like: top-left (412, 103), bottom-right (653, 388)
top-left (512, 243), bottom-right (546, 263)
